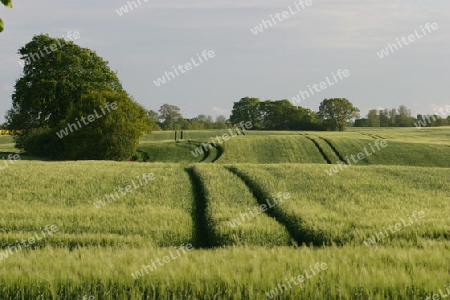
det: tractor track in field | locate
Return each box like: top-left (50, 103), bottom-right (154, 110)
top-left (319, 137), bottom-right (347, 164)
top-left (185, 166), bottom-right (220, 248)
top-left (211, 144), bottom-right (223, 163)
top-left (225, 166), bottom-right (331, 247)
top-left (301, 134), bottom-right (332, 164)
top-left (189, 141), bottom-right (223, 163)
top-left (361, 133), bottom-right (385, 139)
top-left (361, 133), bottom-right (377, 139)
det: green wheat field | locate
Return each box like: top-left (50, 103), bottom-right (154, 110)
top-left (0, 127), bottom-right (449, 299)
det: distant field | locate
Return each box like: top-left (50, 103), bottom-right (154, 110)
top-left (134, 127), bottom-right (450, 167)
top-left (0, 135), bottom-right (15, 152)
top-left (306, 133), bottom-right (450, 167)
top-left (217, 135), bottom-right (328, 164)
top-left (348, 127), bottom-right (450, 145)
top-left (0, 128), bottom-right (449, 299)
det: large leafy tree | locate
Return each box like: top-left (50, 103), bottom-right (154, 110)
top-left (0, 0), bottom-right (12, 33)
top-left (229, 97), bottom-right (262, 128)
top-left (318, 98), bottom-right (360, 131)
top-left (8, 34), bottom-right (123, 133)
top-left (6, 34), bottom-right (153, 160)
top-left (158, 104), bottom-right (182, 130)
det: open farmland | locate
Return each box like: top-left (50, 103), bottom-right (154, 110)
top-left (0, 128), bottom-right (449, 299)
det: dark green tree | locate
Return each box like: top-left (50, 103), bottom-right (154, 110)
top-left (260, 100), bottom-right (315, 130)
top-left (6, 34), bottom-right (152, 160)
top-left (260, 100), bottom-right (293, 130)
top-left (354, 118), bottom-right (369, 127)
top-left (229, 97), bottom-right (262, 128)
top-left (318, 98), bottom-right (360, 131)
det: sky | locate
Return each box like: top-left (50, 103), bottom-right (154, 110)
top-left (0, 0), bottom-right (449, 123)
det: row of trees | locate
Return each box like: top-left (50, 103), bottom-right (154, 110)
top-left (148, 98), bottom-right (361, 132)
top-left (148, 104), bottom-right (229, 130)
top-left (151, 100), bottom-right (449, 131)
top-left (354, 106), bottom-right (450, 127)
top-left (228, 97), bottom-right (359, 131)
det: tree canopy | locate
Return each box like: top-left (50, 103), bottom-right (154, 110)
top-left (0, 0), bottom-right (12, 33)
top-left (318, 98), bottom-right (360, 131)
top-left (229, 97), bottom-right (262, 128)
top-left (6, 34), bottom-right (152, 160)
top-left (158, 104), bottom-right (182, 130)
top-left (229, 97), bottom-right (317, 130)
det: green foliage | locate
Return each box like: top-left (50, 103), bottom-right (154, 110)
top-left (260, 99), bottom-right (317, 130)
top-left (229, 96), bottom-right (262, 128)
top-left (0, 0), bottom-right (12, 7)
top-left (319, 98), bottom-right (360, 131)
top-left (229, 97), bottom-right (320, 130)
top-left (356, 106), bottom-right (424, 127)
top-left (0, 0), bottom-right (12, 33)
top-left (9, 34), bottom-right (124, 131)
top-left (6, 34), bottom-right (151, 160)
top-left (367, 109), bottom-right (380, 127)
top-left (21, 90), bottom-right (152, 160)
top-left (137, 141), bottom-right (203, 163)
top-left (158, 103), bottom-right (182, 130)
top-left (354, 118), bottom-right (369, 127)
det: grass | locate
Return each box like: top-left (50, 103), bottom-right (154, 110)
top-left (0, 162), bottom-right (194, 248)
top-left (216, 135), bottom-right (328, 164)
top-left (188, 164), bottom-right (293, 247)
top-left (309, 133), bottom-right (450, 167)
top-left (0, 127), bottom-right (449, 299)
top-left (140, 129), bottom-right (237, 142)
top-left (1, 245), bottom-right (449, 299)
top-left (136, 140), bottom-right (203, 164)
top-left (228, 164), bottom-right (450, 246)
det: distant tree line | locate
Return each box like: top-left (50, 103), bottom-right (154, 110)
top-left (221, 97), bottom-right (359, 131)
top-left (149, 104), bottom-right (229, 131)
top-left (150, 97), bottom-right (360, 132)
top-left (354, 105), bottom-right (450, 127)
